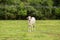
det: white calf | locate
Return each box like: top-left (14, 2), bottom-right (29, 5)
top-left (27, 16), bottom-right (36, 32)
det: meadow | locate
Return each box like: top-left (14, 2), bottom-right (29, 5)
top-left (0, 20), bottom-right (60, 40)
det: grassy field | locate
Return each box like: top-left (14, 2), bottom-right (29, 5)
top-left (0, 20), bottom-right (60, 40)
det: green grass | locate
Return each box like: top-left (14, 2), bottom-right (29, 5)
top-left (0, 20), bottom-right (60, 40)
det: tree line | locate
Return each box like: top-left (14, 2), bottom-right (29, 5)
top-left (0, 0), bottom-right (60, 20)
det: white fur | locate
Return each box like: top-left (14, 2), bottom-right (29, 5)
top-left (27, 16), bottom-right (36, 32)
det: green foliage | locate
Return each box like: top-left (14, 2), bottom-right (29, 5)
top-left (18, 9), bottom-right (27, 16)
top-left (0, 0), bottom-right (60, 20)
top-left (55, 8), bottom-right (60, 15)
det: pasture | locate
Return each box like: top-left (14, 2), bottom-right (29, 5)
top-left (0, 20), bottom-right (60, 40)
